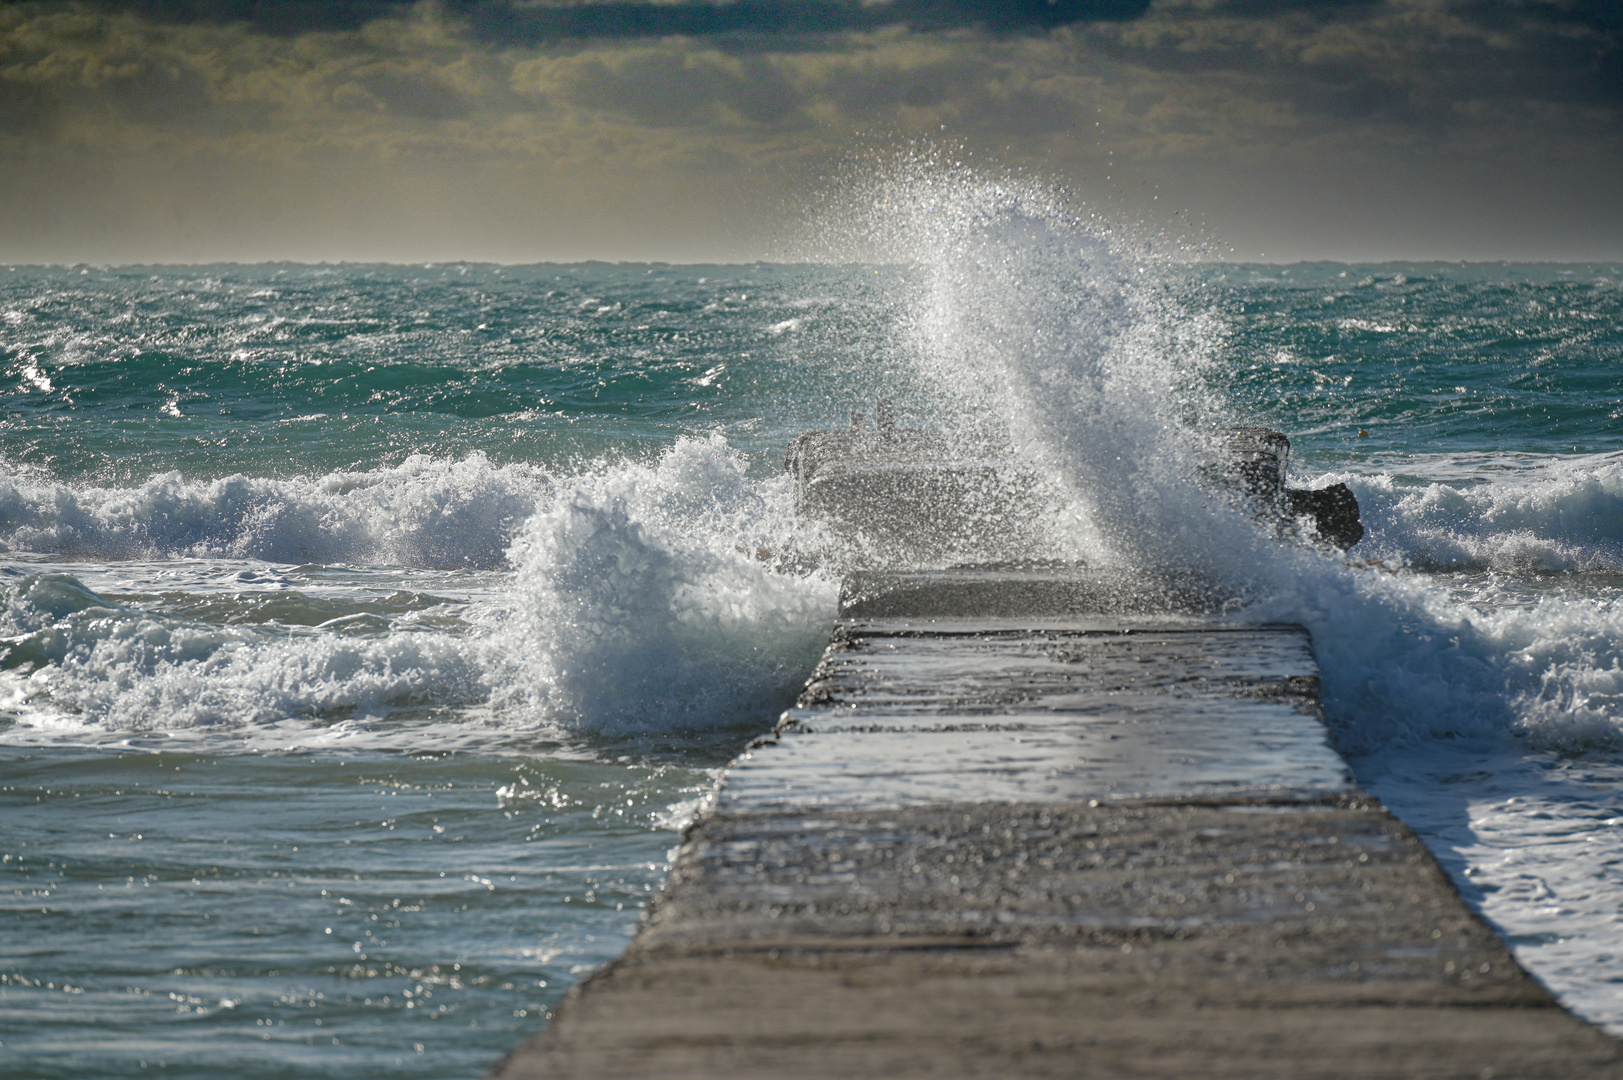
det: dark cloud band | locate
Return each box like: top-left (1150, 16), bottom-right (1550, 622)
top-left (81, 0), bottom-right (1154, 39)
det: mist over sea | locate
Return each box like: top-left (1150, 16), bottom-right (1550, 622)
top-left (4, 184), bottom-right (1623, 1075)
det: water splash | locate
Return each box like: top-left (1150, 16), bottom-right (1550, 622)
top-left (839, 161), bottom-right (1277, 584)
top-left (492, 435), bottom-right (838, 736)
top-left (818, 159), bottom-right (1623, 760)
top-left (825, 162), bottom-right (1623, 1034)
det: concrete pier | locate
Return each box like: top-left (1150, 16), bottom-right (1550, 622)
top-left (488, 573), bottom-right (1623, 1079)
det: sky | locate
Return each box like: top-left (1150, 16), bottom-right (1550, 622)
top-left (0, 0), bottom-right (1619, 264)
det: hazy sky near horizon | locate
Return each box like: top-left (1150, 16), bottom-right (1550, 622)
top-left (0, 0), bottom-right (1618, 264)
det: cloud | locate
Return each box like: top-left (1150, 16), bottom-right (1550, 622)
top-left (76, 1), bottom-right (1157, 40)
top-left (0, 0), bottom-right (1617, 261)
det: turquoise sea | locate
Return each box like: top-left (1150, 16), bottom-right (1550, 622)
top-left (4, 179), bottom-right (1623, 1076)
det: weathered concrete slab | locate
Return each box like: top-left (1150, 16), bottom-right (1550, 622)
top-left (781, 431), bottom-right (1051, 568)
top-left (490, 797), bottom-right (1623, 1079)
top-left (839, 567), bottom-right (1225, 619)
top-left (721, 620), bottom-right (1350, 810)
top-left (487, 610), bottom-right (1623, 1078)
top-left (637, 798), bottom-right (1525, 954)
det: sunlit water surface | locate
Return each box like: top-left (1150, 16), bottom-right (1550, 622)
top-left (4, 227), bottom-right (1623, 1076)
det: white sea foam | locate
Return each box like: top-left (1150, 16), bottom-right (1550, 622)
top-left (1256, 456), bottom-right (1623, 754)
top-left (492, 434), bottom-right (839, 735)
top-left (1343, 454), bottom-right (1623, 572)
top-left (0, 570), bottom-right (489, 742)
top-left (1229, 550), bottom-right (1623, 754)
top-left (0, 436), bottom-right (838, 746)
top-left (0, 452), bottom-right (552, 569)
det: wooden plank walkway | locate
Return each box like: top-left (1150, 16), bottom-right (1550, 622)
top-left (488, 578), bottom-right (1623, 1079)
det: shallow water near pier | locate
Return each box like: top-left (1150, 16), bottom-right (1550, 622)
top-left (1, 746), bottom-right (706, 1078)
top-left (5, 188), bottom-right (1623, 1074)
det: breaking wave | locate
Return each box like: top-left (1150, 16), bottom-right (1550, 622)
top-left (0, 437), bottom-right (836, 746)
top-left (0, 572), bottom-right (486, 741)
top-left (492, 434), bottom-right (838, 735)
top-left (0, 453), bottom-right (551, 569)
top-left (1347, 455), bottom-right (1623, 572)
top-left (851, 162), bottom-right (1623, 759)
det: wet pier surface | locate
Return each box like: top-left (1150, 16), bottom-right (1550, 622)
top-left (489, 578), bottom-right (1623, 1078)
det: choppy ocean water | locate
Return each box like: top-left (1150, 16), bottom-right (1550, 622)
top-left (4, 183), bottom-right (1623, 1075)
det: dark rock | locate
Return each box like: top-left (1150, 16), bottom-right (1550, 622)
top-left (1286, 484), bottom-right (1365, 549)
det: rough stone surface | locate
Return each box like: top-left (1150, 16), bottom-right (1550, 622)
top-left (489, 798), bottom-right (1622, 1079)
top-left (838, 569), bottom-right (1227, 619)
